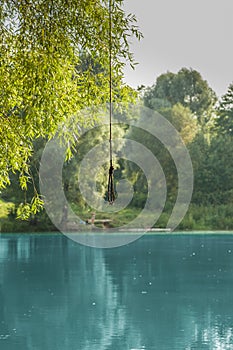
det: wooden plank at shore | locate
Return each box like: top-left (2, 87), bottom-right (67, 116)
top-left (118, 228), bottom-right (171, 232)
top-left (87, 219), bottom-right (112, 224)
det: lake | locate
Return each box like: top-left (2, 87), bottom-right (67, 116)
top-left (1, 233), bottom-right (233, 349)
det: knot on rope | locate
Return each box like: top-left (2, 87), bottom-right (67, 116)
top-left (108, 163), bottom-right (115, 204)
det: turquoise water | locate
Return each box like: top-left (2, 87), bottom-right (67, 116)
top-left (1, 233), bottom-right (233, 349)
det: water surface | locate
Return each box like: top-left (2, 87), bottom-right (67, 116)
top-left (1, 233), bottom-right (233, 349)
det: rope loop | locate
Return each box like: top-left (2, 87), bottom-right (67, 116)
top-left (108, 162), bottom-right (115, 204)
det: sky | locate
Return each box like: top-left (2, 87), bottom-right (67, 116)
top-left (123, 0), bottom-right (233, 97)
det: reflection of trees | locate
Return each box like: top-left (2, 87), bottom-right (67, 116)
top-left (1, 234), bottom-right (233, 349)
top-left (187, 310), bottom-right (233, 349)
top-left (0, 234), bottom-right (142, 349)
top-left (103, 235), bottom-right (233, 349)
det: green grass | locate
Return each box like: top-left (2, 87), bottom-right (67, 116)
top-left (70, 204), bottom-right (141, 228)
top-left (1, 199), bottom-right (233, 232)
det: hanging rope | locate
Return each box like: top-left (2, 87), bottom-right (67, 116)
top-left (107, 0), bottom-right (115, 204)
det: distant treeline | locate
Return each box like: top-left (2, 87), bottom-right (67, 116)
top-left (1, 67), bottom-right (233, 231)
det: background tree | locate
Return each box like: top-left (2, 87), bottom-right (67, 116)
top-left (143, 68), bottom-right (217, 127)
top-left (189, 133), bottom-right (233, 206)
top-left (161, 103), bottom-right (198, 144)
top-left (215, 83), bottom-right (233, 135)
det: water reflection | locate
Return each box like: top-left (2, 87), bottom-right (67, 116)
top-left (0, 233), bottom-right (233, 349)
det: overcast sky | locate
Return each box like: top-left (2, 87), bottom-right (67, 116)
top-left (123, 0), bottom-right (233, 97)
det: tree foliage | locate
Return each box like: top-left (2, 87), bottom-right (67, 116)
top-left (161, 103), bottom-right (198, 145)
top-left (215, 83), bottom-right (233, 135)
top-left (143, 68), bottom-right (217, 126)
top-left (189, 133), bottom-right (233, 206)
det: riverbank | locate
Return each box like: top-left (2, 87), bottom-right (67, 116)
top-left (1, 202), bottom-right (233, 233)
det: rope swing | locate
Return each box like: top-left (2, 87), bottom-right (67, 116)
top-left (107, 0), bottom-right (115, 204)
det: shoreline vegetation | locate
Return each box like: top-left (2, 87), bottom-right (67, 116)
top-left (1, 229), bottom-right (233, 235)
top-left (1, 200), bottom-right (233, 233)
top-left (0, 68), bottom-right (233, 232)
top-left (1, 68), bottom-right (233, 232)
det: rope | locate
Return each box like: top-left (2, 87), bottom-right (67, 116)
top-left (107, 0), bottom-right (115, 204)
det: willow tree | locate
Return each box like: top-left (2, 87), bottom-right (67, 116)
top-left (0, 0), bottom-right (141, 216)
